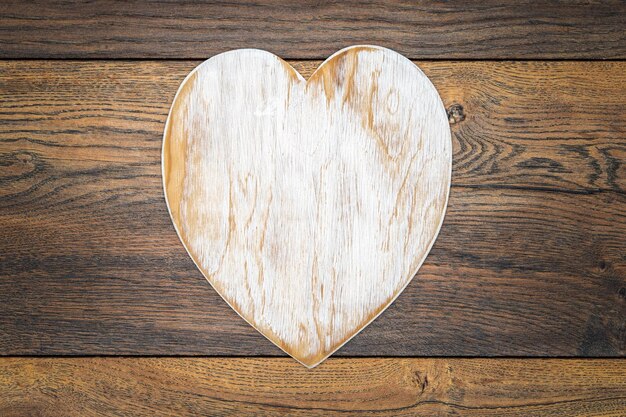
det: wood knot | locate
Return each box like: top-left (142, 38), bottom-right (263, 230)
top-left (413, 371), bottom-right (429, 394)
top-left (447, 104), bottom-right (466, 124)
top-left (0, 151), bottom-right (39, 181)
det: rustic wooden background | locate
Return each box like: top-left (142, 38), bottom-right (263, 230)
top-left (1, 1), bottom-right (625, 415)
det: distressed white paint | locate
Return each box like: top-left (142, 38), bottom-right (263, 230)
top-left (162, 46), bottom-right (451, 367)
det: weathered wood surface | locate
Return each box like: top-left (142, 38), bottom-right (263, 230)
top-left (1, 358), bottom-right (625, 416)
top-left (163, 47), bottom-right (452, 367)
top-left (0, 61), bottom-right (624, 356)
top-left (0, 0), bottom-right (624, 59)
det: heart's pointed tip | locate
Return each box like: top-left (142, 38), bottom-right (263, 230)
top-left (304, 362), bottom-right (322, 369)
top-left (286, 350), bottom-right (330, 369)
top-left (294, 355), bottom-right (326, 369)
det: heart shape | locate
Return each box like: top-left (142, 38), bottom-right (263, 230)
top-left (162, 46), bottom-right (451, 367)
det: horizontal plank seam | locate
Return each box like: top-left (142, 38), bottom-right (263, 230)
top-left (0, 58), bottom-right (625, 63)
top-left (2, 355), bottom-right (625, 359)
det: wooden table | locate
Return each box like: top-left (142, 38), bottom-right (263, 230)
top-left (1, 1), bottom-right (625, 415)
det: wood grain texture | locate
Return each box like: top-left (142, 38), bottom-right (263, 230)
top-left (163, 47), bottom-right (451, 367)
top-left (0, 61), bottom-right (624, 356)
top-left (0, 0), bottom-right (625, 59)
top-left (1, 358), bottom-right (626, 416)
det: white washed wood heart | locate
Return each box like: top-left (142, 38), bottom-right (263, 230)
top-left (162, 46), bottom-right (451, 367)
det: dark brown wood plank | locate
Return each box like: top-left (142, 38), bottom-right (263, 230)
top-left (1, 358), bottom-right (625, 416)
top-left (1, 60), bottom-right (624, 194)
top-left (0, 61), bottom-right (624, 356)
top-left (0, 1), bottom-right (624, 59)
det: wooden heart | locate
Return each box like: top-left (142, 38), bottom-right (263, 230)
top-left (162, 46), bottom-right (451, 367)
